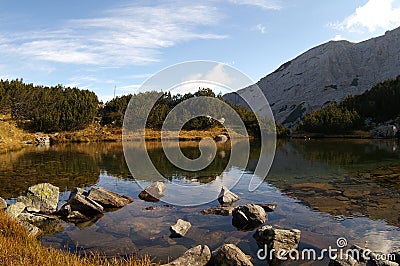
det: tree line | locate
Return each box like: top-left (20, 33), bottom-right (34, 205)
top-left (299, 75), bottom-right (400, 133)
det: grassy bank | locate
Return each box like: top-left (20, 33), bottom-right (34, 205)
top-left (0, 117), bottom-right (33, 153)
top-left (0, 210), bottom-right (154, 266)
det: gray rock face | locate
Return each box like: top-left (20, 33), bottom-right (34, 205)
top-left (0, 197), bottom-right (7, 209)
top-left (224, 27), bottom-right (400, 127)
top-left (87, 187), bottom-right (133, 208)
top-left (59, 193), bottom-right (104, 219)
top-left (213, 244), bottom-right (253, 266)
top-left (138, 181), bottom-right (166, 202)
top-left (218, 186), bottom-right (240, 205)
top-left (232, 204), bottom-right (267, 230)
top-left (17, 183), bottom-right (59, 214)
top-left (18, 212), bottom-right (63, 235)
top-left (161, 245), bottom-right (211, 266)
top-left (19, 220), bottom-right (42, 238)
top-left (200, 205), bottom-right (236, 216)
top-left (6, 201), bottom-right (26, 218)
top-left (253, 225), bottom-right (301, 262)
top-left (170, 219), bottom-right (191, 238)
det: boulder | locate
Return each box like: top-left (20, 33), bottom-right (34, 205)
top-left (19, 221), bottom-right (42, 238)
top-left (87, 187), bottom-right (133, 208)
top-left (18, 212), bottom-right (63, 235)
top-left (218, 186), bottom-right (240, 205)
top-left (215, 135), bottom-right (228, 143)
top-left (59, 193), bottom-right (103, 218)
top-left (372, 124), bottom-right (398, 138)
top-left (17, 183), bottom-right (59, 214)
top-left (35, 135), bottom-right (50, 145)
top-left (69, 187), bottom-right (87, 199)
top-left (253, 225), bottom-right (301, 263)
top-left (213, 244), bottom-right (253, 266)
top-left (161, 245), bottom-right (211, 266)
top-left (170, 219), bottom-right (191, 238)
top-left (0, 197), bottom-right (7, 209)
top-left (256, 203), bottom-right (276, 212)
top-left (232, 204), bottom-right (267, 230)
top-left (6, 202), bottom-right (26, 218)
top-left (138, 182), bottom-right (166, 202)
top-left (200, 205), bottom-right (236, 216)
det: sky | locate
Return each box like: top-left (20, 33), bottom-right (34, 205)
top-left (1, 0), bottom-right (400, 102)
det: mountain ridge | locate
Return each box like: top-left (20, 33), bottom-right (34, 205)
top-left (224, 26), bottom-right (400, 127)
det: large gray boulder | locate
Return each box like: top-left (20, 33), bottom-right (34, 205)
top-left (19, 220), bottom-right (42, 238)
top-left (18, 212), bottom-right (63, 235)
top-left (0, 197), bottom-right (7, 209)
top-left (213, 244), bottom-right (253, 266)
top-left (253, 225), bottom-right (301, 263)
top-left (232, 204), bottom-right (267, 230)
top-left (17, 183), bottom-right (59, 214)
top-left (161, 245), bottom-right (211, 266)
top-left (218, 186), bottom-right (240, 205)
top-left (59, 192), bottom-right (103, 219)
top-left (170, 219), bottom-right (191, 238)
top-left (87, 187), bottom-right (133, 208)
top-left (138, 182), bottom-right (166, 202)
top-left (6, 201), bottom-right (26, 218)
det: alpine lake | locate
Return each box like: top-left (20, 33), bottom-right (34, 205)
top-left (1, 139), bottom-right (400, 265)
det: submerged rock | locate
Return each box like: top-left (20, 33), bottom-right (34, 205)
top-left (6, 202), bottom-right (26, 218)
top-left (232, 204), bottom-right (267, 230)
top-left (138, 182), bottom-right (166, 202)
top-left (87, 187), bottom-right (133, 208)
top-left (0, 197), bottom-right (7, 210)
top-left (200, 205), bottom-right (236, 216)
top-left (213, 244), bottom-right (253, 266)
top-left (253, 225), bottom-right (301, 263)
top-left (218, 186), bottom-right (240, 205)
top-left (170, 219), bottom-right (191, 238)
top-left (17, 183), bottom-right (59, 214)
top-left (161, 245), bottom-right (211, 266)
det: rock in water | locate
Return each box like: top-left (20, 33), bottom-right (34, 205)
top-left (6, 202), bottom-right (26, 218)
top-left (213, 244), bottom-right (253, 266)
top-left (87, 187), bottom-right (133, 208)
top-left (0, 197), bottom-right (7, 209)
top-left (200, 205), bottom-right (236, 216)
top-left (253, 225), bottom-right (301, 263)
top-left (161, 245), bottom-right (211, 266)
top-left (59, 193), bottom-right (103, 218)
top-left (170, 219), bottom-right (191, 238)
top-left (138, 182), bottom-right (166, 202)
top-left (19, 221), bottom-right (42, 238)
top-left (232, 204), bottom-right (267, 230)
top-left (17, 183), bottom-right (59, 214)
top-left (218, 186), bottom-right (240, 205)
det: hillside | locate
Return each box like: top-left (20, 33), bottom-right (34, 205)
top-left (224, 27), bottom-right (400, 127)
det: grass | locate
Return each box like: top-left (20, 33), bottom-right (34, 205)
top-left (0, 210), bottom-right (156, 266)
top-left (0, 116), bottom-right (33, 153)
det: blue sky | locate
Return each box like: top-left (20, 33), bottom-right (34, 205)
top-left (1, 0), bottom-right (400, 101)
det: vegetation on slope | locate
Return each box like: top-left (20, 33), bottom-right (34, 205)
top-left (0, 210), bottom-right (154, 266)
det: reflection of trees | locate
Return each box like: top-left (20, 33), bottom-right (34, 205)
top-left (0, 146), bottom-right (100, 198)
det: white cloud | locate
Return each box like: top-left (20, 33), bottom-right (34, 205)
top-left (256, 24), bottom-right (267, 33)
top-left (331, 0), bottom-right (400, 33)
top-left (227, 0), bottom-right (282, 10)
top-left (0, 3), bottom-right (226, 66)
top-left (332, 34), bottom-right (344, 41)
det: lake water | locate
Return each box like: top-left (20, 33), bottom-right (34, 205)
top-left (1, 139), bottom-right (400, 265)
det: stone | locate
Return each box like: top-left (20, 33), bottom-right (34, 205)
top-left (218, 186), bottom-right (240, 205)
top-left (213, 244), bottom-right (253, 266)
top-left (215, 135), bottom-right (228, 143)
top-left (6, 202), bottom-right (26, 218)
top-left (17, 183), bottom-right (59, 214)
top-left (256, 203), bottom-right (276, 212)
top-left (59, 193), bottom-right (103, 218)
top-left (200, 205), bottom-right (236, 216)
top-left (69, 187), bottom-right (87, 199)
top-left (170, 219), bottom-right (191, 238)
top-left (35, 135), bottom-right (50, 145)
top-left (232, 204), bottom-right (267, 230)
top-left (161, 245), bottom-right (211, 266)
top-left (87, 187), bottom-right (133, 208)
top-left (138, 182), bottom-right (166, 202)
top-left (372, 124), bottom-right (398, 138)
top-left (18, 212), bottom-right (63, 235)
top-left (0, 197), bottom-right (7, 209)
top-left (253, 225), bottom-right (301, 263)
top-left (20, 221), bottom-right (42, 238)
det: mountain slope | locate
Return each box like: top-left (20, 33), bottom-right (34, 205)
top-left (224, 27), bottom-right (400, 127)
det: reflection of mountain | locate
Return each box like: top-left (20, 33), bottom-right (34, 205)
top-left (0, 146), bottom-right (100, 198)
top-left (266, 140), bottom-right (400, 227)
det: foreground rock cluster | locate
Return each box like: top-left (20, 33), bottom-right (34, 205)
top-left (1, 183), bottom-right (133, 237)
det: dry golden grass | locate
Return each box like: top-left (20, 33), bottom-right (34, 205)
top-left (0, 211), bottom-right (155, 266)
top-left (0, 117), bottom-right (33, 153)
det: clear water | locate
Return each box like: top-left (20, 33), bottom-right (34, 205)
top-left (1, 139), bottom-right (399, 265)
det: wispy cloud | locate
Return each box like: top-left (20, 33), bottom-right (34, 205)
top-left (256, 24), bottom-right (267, 33)
top-left (0, 3), bottom-right (226, 66)
top-left (227, 0), bottom-right (282, 10)
top-left (330, 0), bottom-right (400, 33)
